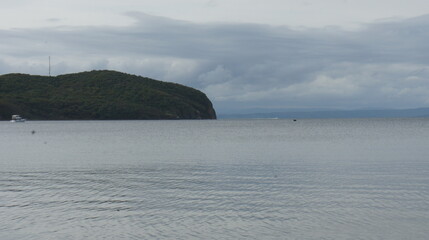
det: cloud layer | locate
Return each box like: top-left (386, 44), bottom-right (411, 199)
top-left (1, 13), bottom-right (429, 113)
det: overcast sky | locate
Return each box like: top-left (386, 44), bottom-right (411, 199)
top-left (1, 0), bottom-right (429, 113)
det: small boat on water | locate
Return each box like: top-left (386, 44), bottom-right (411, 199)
top-left (10, 115), bottom-right (26, 123)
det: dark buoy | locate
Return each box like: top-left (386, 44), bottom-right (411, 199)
top-left (293, 119), bottom-right (297, 122)
top-left (31, 130), bottom-right (36, 134)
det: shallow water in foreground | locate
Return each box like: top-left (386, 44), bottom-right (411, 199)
top-left (1, 119), bottom-right (429, 239)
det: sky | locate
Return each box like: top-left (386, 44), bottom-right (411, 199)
top-left (1, 0), bottom-right (429, 113)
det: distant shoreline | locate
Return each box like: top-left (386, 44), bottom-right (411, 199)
top-left (218, 107), bottom-right (429, 119)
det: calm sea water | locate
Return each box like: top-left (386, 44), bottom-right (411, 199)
top-left (1, 119), bottom-right (429, 239)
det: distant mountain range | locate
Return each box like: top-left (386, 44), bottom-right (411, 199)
top-left (219, 108), bottom-right (429, 119)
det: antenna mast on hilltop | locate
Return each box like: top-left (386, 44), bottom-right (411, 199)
top-left (49, 56), bottom-right (51, 77)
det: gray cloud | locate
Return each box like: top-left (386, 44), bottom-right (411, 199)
top-left (1, 12), bottom-right (429, 113)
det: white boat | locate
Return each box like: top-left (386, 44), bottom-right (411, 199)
top-left (10, 115), bottom-right (26, 122)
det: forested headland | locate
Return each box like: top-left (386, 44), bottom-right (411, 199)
top-left (0, 70), bottom-right (216, 120)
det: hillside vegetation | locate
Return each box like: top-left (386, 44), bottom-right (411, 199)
top-left (0, 70), bottom-right (216, 120)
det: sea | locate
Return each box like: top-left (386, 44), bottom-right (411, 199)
top-left (1, 118), bottom-right (428, 239)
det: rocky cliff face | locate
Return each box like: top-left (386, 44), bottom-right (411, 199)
top-left (0, 70), bottom-right (216, 120)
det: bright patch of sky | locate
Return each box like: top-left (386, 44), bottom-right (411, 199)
top-left (2, 0), bottom-right (429, 29)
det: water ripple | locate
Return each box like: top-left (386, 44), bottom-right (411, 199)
top-left (1, 162), bottom-right (428, 239)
